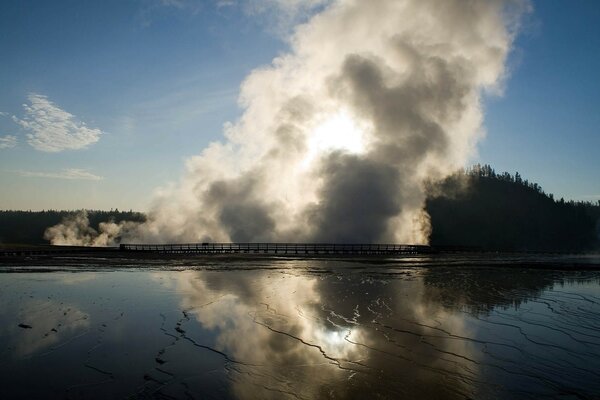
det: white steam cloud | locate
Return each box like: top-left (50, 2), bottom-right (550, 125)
top-left (44, 211), bottom-right (138, 247)
top-left (46, 0), bottom-right (528, 245)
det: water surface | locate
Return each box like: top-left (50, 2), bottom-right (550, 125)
top-left (1, 258), bottom-right (599, 399)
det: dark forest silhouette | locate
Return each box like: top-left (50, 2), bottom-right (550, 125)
top-left (0, 210), bottom-right (145, 246)
top-left (1, 165), bottom-right (599, 252)
top-left (426, 164), bottom-right (600, 252)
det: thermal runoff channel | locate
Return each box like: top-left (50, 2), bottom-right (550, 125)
top-left (45, 0), bottom-right (529, 246)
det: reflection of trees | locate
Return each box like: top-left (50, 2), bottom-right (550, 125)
top-left (420, 266), bottom-right (600, 399)
top-left (155, 260), bottom-right (600, 400)
top-left (422, 267), bottom-right (600, 313)
top-left (165, 263), bottom-right (600, 399)
top-left (311, 271), bottom-right (479, 399)
top-left (167, 267), bottom-right (482, 399)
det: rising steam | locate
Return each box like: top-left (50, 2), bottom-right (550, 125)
top-left (44, 211), bottom-right (139, 246)
top-left (46, 0), bottom-right (528, 245)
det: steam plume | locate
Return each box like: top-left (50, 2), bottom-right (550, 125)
top-left (44, 211), bottom-right (138, 246)
top-left (46, 0), bottom-right (528, 245)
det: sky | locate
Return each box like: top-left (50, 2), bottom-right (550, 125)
top-left (0, 0), bottom-right (599, 211)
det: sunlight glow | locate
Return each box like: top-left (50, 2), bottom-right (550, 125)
top-left (301, 111), bottom-right (369, 169)
top-left (313, 327), bottom-right (356, 356)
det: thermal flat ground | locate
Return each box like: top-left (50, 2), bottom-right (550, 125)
top-left (1, 256), bottom-right (599, 399)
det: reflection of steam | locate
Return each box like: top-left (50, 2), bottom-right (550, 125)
top-left (46, 0), bottom-right (527, 246)
top-left (155, 270), bottom-right (367, 398)
top-left (160, 269), bottom-right (481, 399)
top-left (174, 272), bottom-right (362, 355)
top-left (2, 266), bottom-right (597, 398)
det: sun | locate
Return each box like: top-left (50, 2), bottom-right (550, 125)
top-left (301, 111), bottom-right (370, 169)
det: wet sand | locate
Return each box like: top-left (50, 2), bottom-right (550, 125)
top-left (1, 257), bottom-right (600, 399)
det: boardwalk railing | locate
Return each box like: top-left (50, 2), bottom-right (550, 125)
top-left (119, 243), bottom-right (434, 255)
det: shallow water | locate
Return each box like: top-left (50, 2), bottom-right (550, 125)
top-left (1, 259), bottom-right (600, 399)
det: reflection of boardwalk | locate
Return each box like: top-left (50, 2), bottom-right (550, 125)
top-left (120, 243), bottom-right (436, 255)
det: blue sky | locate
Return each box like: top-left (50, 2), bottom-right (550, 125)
top-left (482, 1), bottom-right (600, 203)
top-left (0, 0), bottom-right (599, 210)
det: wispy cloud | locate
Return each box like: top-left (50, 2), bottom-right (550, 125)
top-left (159, 0), bottom-right (186, 7)
top-left (137, 0), bottom-right (203, 27)
top-left (242, 0), bottom-right (330, 34)
top-left (246, 0), bottom-right (328, 14)
top-left (17, 168), bottom-right (104, 181)
top-left (0, 135), bottom-right (17, 149)
top-left (132, 86), bottom-right (237, 122)
top-left (216, 0), bottom-right (235, 7)
top-left (12, 94), bottom-right (102, 152)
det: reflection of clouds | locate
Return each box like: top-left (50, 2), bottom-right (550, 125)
top-left (1, 267), bottom-right (593, 398)
top-left (17, 272), bottom-right (98, 286)
top-left (3, 299), bottom-right (90, 357)
top-left (57, 272), bottom-right (98, 285)
top-left (161, 271), bottom-right (368, 399)
top-left (163, 270), bottom-right (479, 399)
top-left (0, 272), bottom-right (97, 358)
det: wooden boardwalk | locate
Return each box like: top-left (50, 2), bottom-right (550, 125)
top-left (119, 242), bottom-right (435, 255)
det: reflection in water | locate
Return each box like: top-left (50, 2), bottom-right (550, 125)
top-left (0, 274), bottom-right (95, 360)
top-left (166, 270), bottom-right (479, 399)
top-left (159, 270), bottom-right (371, 399)
top-left (5, 299), bottom-right (90, 357)
top-left (0, 263), bottom-right (599, 399)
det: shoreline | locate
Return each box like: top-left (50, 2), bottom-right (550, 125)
top-left (0, 247), bottom-right (599, 270)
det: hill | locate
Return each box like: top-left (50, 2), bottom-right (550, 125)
top-left (426, 165), bottom-right (600, 252)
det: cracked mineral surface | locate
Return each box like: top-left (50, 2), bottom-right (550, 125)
top-left (1, 256), bottom-right (599, 399)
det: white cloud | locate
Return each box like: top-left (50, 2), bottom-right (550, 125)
top-left (0, 135), bottom-right (17, 149)
top-left (17, 168), bottom-right (104, 181)
top-left (13, 94), bottom-right (102, 152)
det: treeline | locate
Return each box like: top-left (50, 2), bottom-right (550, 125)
top-left (426, 164), bottom-right (600, 252)
top-left (2, 166), bottom-right (599, 252)
top-left (0, 210), bottom-right (145, 245)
